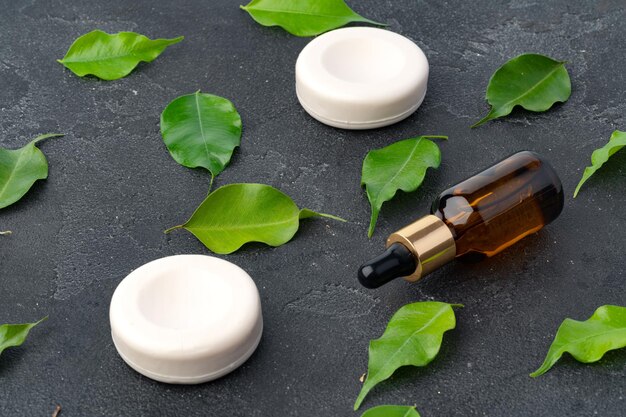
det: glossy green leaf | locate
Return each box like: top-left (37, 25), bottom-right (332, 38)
top-left (0, 134), bottom-right (64, 209)
top-left (530, 305), bottom-right (626, 377)
top-left (472, 53), bottom-right (571, 127)
top-left (160, 92), bottom-right (242, 183)
top-left (354, 301), bottom-right (460, 410)
top-left (166, 183), bottom-right (344, 254)
top-left (240, 0), bottom-right (384, 37)
top-left (361, 405), bottom-right (421, 417)
top-left (361, 136), bottom-right (444, 237)
top-left (58, 30), bottom-right (183, 80)
top-left (0, 317), bottom-right (47, 357)
top-left (574, 130), bottom-right (626, 197)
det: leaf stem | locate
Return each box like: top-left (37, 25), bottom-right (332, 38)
top-left (32, 133), bottom-right (64, 145)
top-left (471, 108), bottom-right (497, 128)
top-left (0, 231), bottom-right (12, 236)
top-left (367, 211), bottom-right (379, 238)
top-left (423, 135), bottom-right (448, 140)
top-left (299, 209), bottom-right (346, 222)
top-left (164, 225), bottom-right (184, 234)
top-left (208, 174), bottom-right (215, 194)
top-left (316, 212), bottom-right (347, 222)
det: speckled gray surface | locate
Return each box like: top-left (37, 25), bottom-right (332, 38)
top-left (0, 0), bottom-right (625, 416)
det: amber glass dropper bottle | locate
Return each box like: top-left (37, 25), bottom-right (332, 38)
top-left (358, 151), bottom-right (564, 289)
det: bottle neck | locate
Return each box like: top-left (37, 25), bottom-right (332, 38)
top-left (386, 214), bottom-right (456, 282)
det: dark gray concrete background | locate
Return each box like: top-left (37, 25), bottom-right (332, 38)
top-left (0, 0), bottom-right (625, 416)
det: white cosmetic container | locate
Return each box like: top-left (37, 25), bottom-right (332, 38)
top-left (110, 255), bottom-right (263, 384)
top-left (296, 27), bottom-right (429, 129)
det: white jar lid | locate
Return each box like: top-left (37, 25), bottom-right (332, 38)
top-left (296, 27), bottom-right (429, 130)
top-left (109, 255), bottom-right (263, 384)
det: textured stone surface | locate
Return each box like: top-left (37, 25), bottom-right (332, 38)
top-left (0, 0), bottom-right (625, 416)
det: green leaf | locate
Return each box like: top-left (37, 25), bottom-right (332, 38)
top-left (573, 130), bottom-right (626, 198)
top-left (166, 183), bottom-right (345, 254)
top-left (354, 301), bottom-right (460, 410)
top-left (361, 405), bottom-right (421, 417)
top-left (240, 0), bottom-right (385, 37)
top-left (530, 305), bottom-right (626, 377)
top-left (160, 92), bottom-right (242, 183)
top-left (0, 317), bottom-right (47, 357)
top-left (361, 136), bottom-right (445, 238)
top-left (0, 134), bottom-right (64, 209)
top-left (58, 30), bottom-right (183, 80)
top-left (472, 53), bottom-right (571, 128)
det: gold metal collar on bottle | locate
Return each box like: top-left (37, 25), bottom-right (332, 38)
top-left (386, 215), bottom-right (456, 282)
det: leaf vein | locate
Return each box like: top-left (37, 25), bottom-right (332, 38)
top-left (194, 92), bottom-right (213, 171)
top-left (366, 306), bottom-right (448, 385)
top-left (495, 64), bottom-right (565, 112)
top-left (245, 7), bottom-right (361, 20)
top-left (373, 138), bottom-right (422, 206)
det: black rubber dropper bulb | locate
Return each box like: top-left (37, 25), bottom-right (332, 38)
top-left (357, 243), bottom-right (417, 289)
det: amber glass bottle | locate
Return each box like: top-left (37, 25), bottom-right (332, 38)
top-left (358, 151), bottom-right (564, 289)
